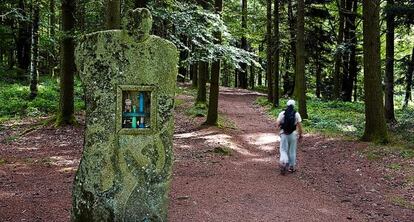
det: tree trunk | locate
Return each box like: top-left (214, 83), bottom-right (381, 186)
top-left (17, 0), bottom-right (32, 75)
top-left (266, 0), bottom-right (273, 102)
top-left (222, 67), bottom-right (229, 87)
top-left (239, 0), bottom-right (248, 89)
top-left (385, 0), bottom-right (396, 122)
top-left (234, 69), bottom-right (238, 87)
top-left (348, 0), bottom-right (358, 100)
top-left (8, 48), bottom-right (15, 70)
top-left (178, 49), bottom-right (188, 82)
top-left (29, 3), bottom-right (40, 99)
top-left (341, 0), bottom-right (350, 101)
top-left (249, 65), bottom-right (255, 89)
top-left (287, 0), bottom-right (296, 78)
top-left (191, 63), bottom-right (198, 88)
top-left (135, 0), bottom-right (147, 8)
top-left (196, 61), bottom-right (208, 104)
top-left (57, 0), bottom-right (76, 125)
top-left (106, 0), bottom-right (121, 29)
top-left (283, 53), bottom-right (292, 95)
top-left (362, 0), bottom-right (388, 142)
top-left (295, 0), bottom-right (308, 119)
top-left (333, 0), bottom-right (345, 100)
top-left (353, 72), bottom-right (358, 101)
top-left (273, 0), bottom-right (280, 107)
top-left (49, 0), bottom-right (56, 76)
top-left (258, 44), bottom-right (263, 86)
top-left (206, 0), bottom-right (223, 125)
top-left (404, 47), bottom-right (414, 108)
top-left (315, 59), bottom-right (322, 98)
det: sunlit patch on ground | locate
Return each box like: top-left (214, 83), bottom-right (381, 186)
top-left (49, 156), bottom-right (79, 166)
top-left (58, 167), bottom-right (77, 173)
top-left (250, 156), bottom-right (275, 163)
top-left (201, 133), bottom-right (255, 157)
top-left (243, 132), bottom-right (279, 152)
top-left (0, 191), bottom-right (16, 198)
top-left (16, 146), bottom-right (39, 151)
top-left (174, 129), bottom-right (216, 139)
top-left (174, 128), bottom-right (256, 157)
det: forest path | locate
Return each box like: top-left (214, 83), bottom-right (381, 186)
top-left (168, 87), bottom-right (366, 222)
top-left (0, 85), bottom-right (411, 221)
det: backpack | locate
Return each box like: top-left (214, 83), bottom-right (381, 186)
top-left (281, 106), bottom-right (296, 135)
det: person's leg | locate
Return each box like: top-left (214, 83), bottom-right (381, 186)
top-left (279, 134), bottom-right (289, 165)
top-left (288, 133), bottom-right (298, 169)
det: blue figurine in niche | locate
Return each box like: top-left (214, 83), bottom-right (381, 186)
top-left (139, 92), bottom-right (145, 128)
top-left (122, 91), bottom-right (149, 129)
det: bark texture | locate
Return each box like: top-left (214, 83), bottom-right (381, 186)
top-left (266, 0), bottom-right (273, 102)
top-left (17, 0), bottom-right (31, 74)
top-left (273, 0), bottom-right (280, 107)
top-left (385, 0), bottom-right (396, 122)
top-left (29, 3), bottom-right (40, 99)
top-left (362, 0), bottom-right (388, 142)
top-left (333, 0), bottom-right (345, 100)
top-left (196, 61), bottom-right (208, 104)
top-left (239, 0), bottom-right (248, 89)
top-left (404, 47), bottom-right (414, 108)
top-left (295, 0), bottom-right (308, 119)
top-left (191, 63), bottom-right (198, 88)
top-left (57, 0), bottom-right (76, 125)
top-left (206, 0), bottom-right (223, 125)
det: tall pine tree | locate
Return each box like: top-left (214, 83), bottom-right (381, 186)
top-left (362, 0), bottom-right (388, 142)
top-left (294, 0), bottom-right (308, 119)
top-left (57, 0), bottom-right (76, 125)
top-left (206, 0), bottom-right (223, 125)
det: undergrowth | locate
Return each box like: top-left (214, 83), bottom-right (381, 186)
top-left (255, 96), bottom-right (414, 158)
top-left (0, 76), bottom-right (85, 122)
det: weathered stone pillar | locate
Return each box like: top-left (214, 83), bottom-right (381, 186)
top-left (72, 8), bottom-right (178, 221)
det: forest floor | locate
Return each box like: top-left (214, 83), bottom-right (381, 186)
top-left (0, 85), bottom-right (413, 221)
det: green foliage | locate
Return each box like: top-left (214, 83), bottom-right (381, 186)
top-left (212, 146), bottom-right (232, 156)
top-left (174, 99), bottom-right (185, 107)
top-left (186, 102), bottom-right (208, 117)
top-left (0, 76), bottom-right (85, 120)
top-left (388, 163), bottom-right (402, 170)
top-left (151, 1), bottom-right (259, 68)
top-left (389, 195), bottom-right (414, 210)
top-left (256, 96), bottom-right (414, 149)
top-left (0, 158), bottom-right (6, 166)
top-left (217, 115), bottom-right (237, 129)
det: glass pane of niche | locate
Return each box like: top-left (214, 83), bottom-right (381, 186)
top-left (122, 90), bottom-right (152, 129)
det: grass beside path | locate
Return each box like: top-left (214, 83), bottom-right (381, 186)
top-left (0, 76), bottom-right (85, 123)
top-left (255, 96), bottom-right (414, 158)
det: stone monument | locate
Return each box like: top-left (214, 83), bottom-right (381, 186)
top-left (72, 8), bottom-right (178, 221)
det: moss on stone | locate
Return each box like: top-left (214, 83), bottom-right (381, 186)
top-left (72, 9), bottom-right (178, 222)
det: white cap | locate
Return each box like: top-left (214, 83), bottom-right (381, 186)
top-left (287, 99), bottom-right (295, 106)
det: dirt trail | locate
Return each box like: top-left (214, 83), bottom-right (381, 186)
top-left (168, 87), bottom-right (367, 221)
top-left (0, 86), bottom-right (412, 221)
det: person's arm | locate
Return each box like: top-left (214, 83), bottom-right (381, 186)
top-left (276, 112), bottom-right (283, 132)
top-left (276, 119), bottom-right (281, 134)
top-left (297, 122), bottom-right (303, 140)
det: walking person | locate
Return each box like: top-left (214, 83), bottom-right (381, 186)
top-left (277, 100), bottom-right (303, 175)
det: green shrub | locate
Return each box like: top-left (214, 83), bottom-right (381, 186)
top-left (0, 76), bottom-right (85, 120)
top-left (186, 102), bottom-right (208, 117)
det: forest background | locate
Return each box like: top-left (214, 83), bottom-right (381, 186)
top-left (0, 0), bottom-right (413, 148)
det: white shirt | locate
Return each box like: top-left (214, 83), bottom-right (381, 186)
top-left (277, 111), bottom-right (302, 134)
